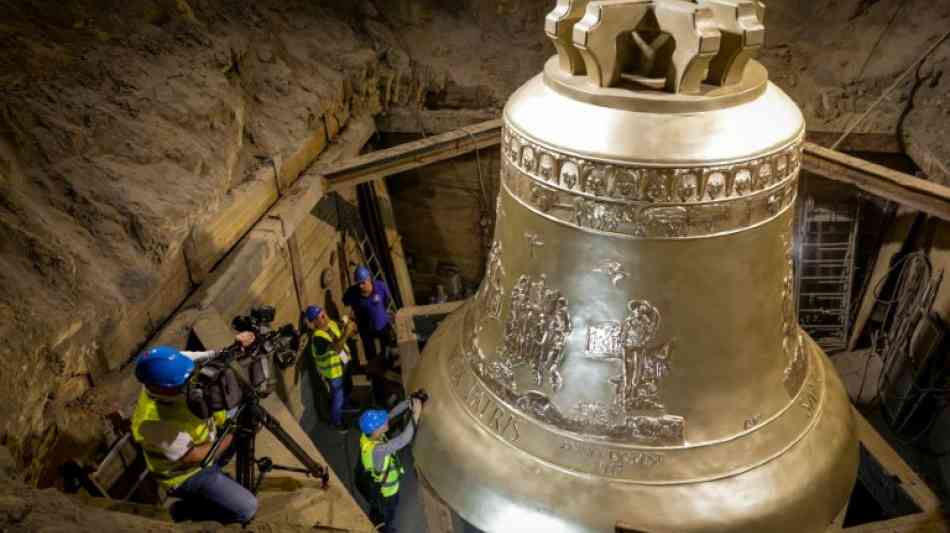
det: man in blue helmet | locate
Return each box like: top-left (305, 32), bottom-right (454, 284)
top-left (302, 304), bottom-right (356, 430)
top-left (131, 333), bottom-right (258, 524)
top-left (343, 265), bottom-right (394, 406)
top-left (358, 396), bottom-right (423, 533)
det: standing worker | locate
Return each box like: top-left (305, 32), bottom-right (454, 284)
top-left (344, 265), bottom-right (395, 406)
top-left (131, 336), bottom-right (258, 524)
top-left (303, 304), bottom-right (355, 430)
top-left (358, 396), bottom-right (424, 533)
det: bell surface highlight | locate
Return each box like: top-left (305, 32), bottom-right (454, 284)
top-left (410, 1), bottom-right (859, 531)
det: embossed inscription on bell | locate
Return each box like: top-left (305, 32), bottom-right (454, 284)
top-left (410, 2), bottom-right (859, 532)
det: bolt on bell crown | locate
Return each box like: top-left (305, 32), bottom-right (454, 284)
top-left (410, 1), bottom-right (859, 532)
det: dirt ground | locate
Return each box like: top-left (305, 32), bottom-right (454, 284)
top-left (0, 0), bottom-right (948, 526)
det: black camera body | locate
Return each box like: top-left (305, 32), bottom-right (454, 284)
top-left (232, 305), bottom-right (299, 373)
top-left (410, 389), bottom-right (430, 404)
top-left (231, 306), bottom-right (276, 335)
top-left (185, 306), bottom-right (299, 420)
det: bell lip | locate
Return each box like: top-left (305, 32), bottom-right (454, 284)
top-left (411, 316), bottom-right (859, 532)
top-left (543, 56), bottom-right (770, 114)
top-left (503, 67), bottom-right (805, 167)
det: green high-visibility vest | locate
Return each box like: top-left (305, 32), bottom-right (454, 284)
top-left (360, 433), bottom-right (404, 498)
top-left (311, 322), bottom-right (345, 380)
top-left (130, 389), bottom-right (227, 489)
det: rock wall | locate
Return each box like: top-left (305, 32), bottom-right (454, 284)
top-left (0, 0), bottom-right (475, 483)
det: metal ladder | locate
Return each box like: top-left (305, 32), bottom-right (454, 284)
top-left (795, 196), bottom-right (861, 352)
top-left (331, 193), bottom-right (398, 315)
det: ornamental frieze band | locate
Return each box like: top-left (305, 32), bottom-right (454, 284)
top-left (503, 162), bottom-right (798, 238)
top-left (503, 126), bottom-right (803, 207)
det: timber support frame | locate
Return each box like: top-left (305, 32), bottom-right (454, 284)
top-left (322, 119), bottom-right (950, 222)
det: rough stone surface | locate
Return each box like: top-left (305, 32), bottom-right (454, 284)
top-left (0, 0), bottom-right (501, 485)
top-left (0, 473), bottom-right (368, 532)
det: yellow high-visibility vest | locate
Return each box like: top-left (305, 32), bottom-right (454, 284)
top-left (130, 389), bottom-right (227, 489)
top-left (311, 322), bottom-right (345, 380)
top-left (360, 433), bottom-right (404, 497)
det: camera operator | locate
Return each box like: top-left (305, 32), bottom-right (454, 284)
top-left (302, 305), bottom-right (356, 431)
top-left (357, 393), bottom-right (425, 533)
top-left (130, 332), bottom-right (258, 525)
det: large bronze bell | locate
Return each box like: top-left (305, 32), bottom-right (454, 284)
top-left (409, 1), bottom-right (859, 531)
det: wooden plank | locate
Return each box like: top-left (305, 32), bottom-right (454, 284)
top-left (184, 167), bottom-right (279, 283)
top-left (372, 179), bottom-right (416, 307)
top-left (267, 115), bottom-right (375, 241)
top-left (183, 112), bottom-right (344, 286)
top-left (853, 407), bottom-right (942, 513)
top-left (807, 131), bottom-right (903, 154)
top-left (394, 302), bottom-right (464, 386)
top-left (803, 142), bottom-right (950, 221)
top-left (843, 512), bottom-right (949, 533)
top-left (376, 108), bottom-right (499, 135)
top-left (278, 116), bottom-right (329, 191)
top-left (322, 118), bottom-right (503, 191)
top-left (184, 222), bottom-right (291, 324)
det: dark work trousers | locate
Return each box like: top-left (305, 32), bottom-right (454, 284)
top-left (361, 324), bottom-right (394, 407)
top-left (375, 491), bottom-right (400, 533)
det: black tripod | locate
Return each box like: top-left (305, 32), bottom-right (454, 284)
top-left (204, 394), bottom-right (330, 495)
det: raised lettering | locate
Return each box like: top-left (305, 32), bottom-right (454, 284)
top-left (487, 406), bottom-right (507, 433)
top-left (502, 417), bottom-right (521, 442)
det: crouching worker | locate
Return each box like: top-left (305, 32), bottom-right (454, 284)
top-left (303, 305), bottom-right (356, 430)
top-left (357, 397), bottom-right (423, 533)
top-left (131, 336), bottom-right (258, 525)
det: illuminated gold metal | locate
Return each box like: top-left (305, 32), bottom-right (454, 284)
top-left (410, 2), bottom-right (858, 531)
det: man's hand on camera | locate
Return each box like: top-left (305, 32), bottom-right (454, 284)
top-left (236, 331), bottom-right (256, 347)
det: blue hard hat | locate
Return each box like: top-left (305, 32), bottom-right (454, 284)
top-left (359, 409), bottom-right (389, 435)
top-left (354, 265), bottom-right (372, 283)
top-left (135, 346), bottom-right (195, 388)
top-left (305, 305), bottom-right (322, 321)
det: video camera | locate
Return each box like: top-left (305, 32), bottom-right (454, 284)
top-left (184, 305), bottom-right (329, 493)
top-left (185, 305), bottom-right (299, 420)
top-left (231, 306), bottom-right (299, 371)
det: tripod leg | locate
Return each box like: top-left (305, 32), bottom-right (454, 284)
top-left (250, 404), bottom-right (330, 487)
top-left (235, 411), bottom-right (257, 491)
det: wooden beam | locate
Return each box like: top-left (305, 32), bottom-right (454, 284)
top-left (376, 108), bottom-right (500, 135)
top-left (394, 302), bottom-right (464, 386)
top-left (803, 142), bottom-right (950, 221)
top-left (843, 512), bottom-right (949, 533)
top-left (322, 119), bottom-right (503, 191)
top-left (853, 407), bottom-right (942, 514)
top-left (372, 179), bottom-right (417, 308)
top-left (318, 120), bottom-right (950, 226)
top-left (806, 131), bottom-right (903, 154)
